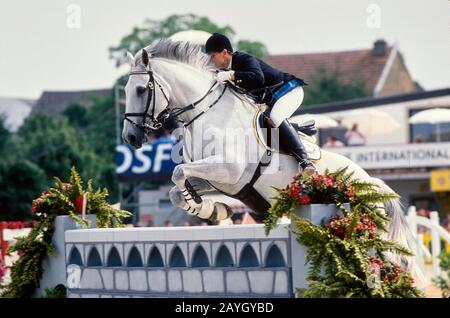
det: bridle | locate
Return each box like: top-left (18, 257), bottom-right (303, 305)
top-left (123, 69), bottom-right (169, 132)
top-left (124, 68), bottom-right (227, 134)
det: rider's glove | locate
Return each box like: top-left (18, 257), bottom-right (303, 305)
top-left (216, 71), bottom-right (235, 83)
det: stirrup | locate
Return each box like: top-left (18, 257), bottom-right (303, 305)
top-left (298, 161), bottom-right (317, 176)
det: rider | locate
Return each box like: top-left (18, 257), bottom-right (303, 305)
top-left (205, 33), bottom-right (316, 174)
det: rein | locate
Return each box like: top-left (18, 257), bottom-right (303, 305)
top-left (227, 81), bottom-right (284, 104)
top-left (124, 69), bottom-right (226, 134)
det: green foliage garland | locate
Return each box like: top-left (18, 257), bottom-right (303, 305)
top-left (1, 167), bottom-right (131, 298)
top-left (433, 251), bottom-right (450, 298)
top-left (264, 167), bottom-right (424, 298)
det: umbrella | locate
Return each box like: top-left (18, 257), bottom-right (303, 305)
top-left (290, 113), bottom-right (338, 129)
top-left (409, 108), bottom-right (450, 124)
top-left (408, 108), bottom-right (450, 142)
top-left (169, 30), bottom-right (212, 45)
top-left (340, 109), bottom-right (400, 137)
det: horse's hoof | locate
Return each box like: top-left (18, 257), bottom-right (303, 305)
top-left (210, 202), bottom-right (233, 221)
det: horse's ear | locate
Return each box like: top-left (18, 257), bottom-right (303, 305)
top-left (126, 51), bottom-right (135, 67)
top-left (141, 49), bottom-right (149, 67)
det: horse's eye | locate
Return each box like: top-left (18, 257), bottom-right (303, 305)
top-left (136, 85), bottom-right (146, 95)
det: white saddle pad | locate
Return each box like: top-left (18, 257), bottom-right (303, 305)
top-left (255, 113), bottom-right (322, 161)
top-left (298, 132), bottom-right (321, 161)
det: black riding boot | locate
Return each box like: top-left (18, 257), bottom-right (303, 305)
top-left (279, 119), bottom-right (316, 175)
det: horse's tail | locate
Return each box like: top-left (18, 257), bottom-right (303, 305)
top-left (371, 178), bottom-right (427, 289)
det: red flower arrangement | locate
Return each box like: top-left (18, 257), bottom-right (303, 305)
top-left (31, 183), bottom-right (84, 217)
top-left (327, 215), bottom-right (351, 239)
top-left (368, 257), bottom-right (414, 286)
top-left (368, 257), bottom-right (383, 274)
top-left (266, 168), bottom-right (369, 232)
top-left (31, 191), bottom-right (52, 215)
top-left (285, 172), bottom-right (357, 205)
top-left (327, 213), bottom-right (378, 240)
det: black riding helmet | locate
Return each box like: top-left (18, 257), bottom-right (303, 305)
top-left (205, 33), bottom-right (233, 54)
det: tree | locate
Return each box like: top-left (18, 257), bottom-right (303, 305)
top-left (0, 115), bottom-right (14, 166)
top-left (0, 160), bottom-right (46, 221)
top-left (0, 114), bottom-right (21, 164)
top-left (18, 114), bottom-right (93, 185)
top-left (109, 13), bottom-right (269, 66)
top-left (83, 95), bottom-right (119, 200)
top-left (0, 115), bottom-right (47, 220)
top-left (302, 66), bottom-right (369, 107)
top-left (0, 115), bottom-right (10, 153)
top-left (15, 94), bottom-right (120, 207)
top-left (237, 40), bottom-right (268, 58)
top-left (62, 103), bottom-right (89, 128)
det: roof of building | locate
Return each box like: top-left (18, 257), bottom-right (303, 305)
top-left (295, 87), bottom-right (450, 115)
top-left (265, 40), bottom-right (394, 94)
top-left (31, 88), bottom-right (112, 115)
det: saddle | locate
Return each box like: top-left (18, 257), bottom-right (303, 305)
top-left (258, 113), bottom-right (318, 136)
top-left (256, 113), bottom-right (321, 161)
top-left (292, 120), bottom-right (317, 136)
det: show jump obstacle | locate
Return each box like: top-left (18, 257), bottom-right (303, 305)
top-left (39, 205), bottom-right (341, 298)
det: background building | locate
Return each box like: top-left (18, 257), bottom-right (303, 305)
top-left (266, 39), bottom-right (421, 97)
top-left (295, 88), bottom-right (450, 218)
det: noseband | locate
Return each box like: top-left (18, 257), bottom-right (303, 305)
top-left (124, 68), bottom-right (227, 134)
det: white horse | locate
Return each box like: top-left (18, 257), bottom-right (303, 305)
top-left (122, 39), bottom-right (423, 285)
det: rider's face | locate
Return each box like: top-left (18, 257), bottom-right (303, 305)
top-left (210, 50), bottom-right (231, 69)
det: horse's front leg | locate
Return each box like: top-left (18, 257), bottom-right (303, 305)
top-left (171, 156), bottom-right (245, 220)
top-left (168, 184), bottom-right (221, 220)
top-left (168, 177), bottom-right (214, 213)
top-left (169, 180), bottom-right (232, 221)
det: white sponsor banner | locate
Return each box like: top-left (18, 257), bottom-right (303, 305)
top-left (328, 142), bottom-right (450, 169)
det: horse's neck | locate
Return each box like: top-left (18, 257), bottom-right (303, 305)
top-left (153, 59), bottom-right (258, 126)
top-left (153, 58), bottom-right (259, 162)
top-left (152, 59), bottom-right (215, 123)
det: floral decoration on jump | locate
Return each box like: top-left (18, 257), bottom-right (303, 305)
top-left (264, 167), bottom-right (424, 298)
top-left (1, 167), bottom-right (131, 298)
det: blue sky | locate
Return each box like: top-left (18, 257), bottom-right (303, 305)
top-left (0, 0), bottom-right (449, 98)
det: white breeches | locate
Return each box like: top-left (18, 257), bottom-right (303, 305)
top-left (269, 86), bottom-right (304, 127)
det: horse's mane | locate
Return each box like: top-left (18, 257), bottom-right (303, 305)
top-left (135, 39), bottom-right (215, 72)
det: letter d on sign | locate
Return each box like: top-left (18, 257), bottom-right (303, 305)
top-left (265, 303), bottom-right (274, 312)
top-left (116, 145), bottom-right (133, 174)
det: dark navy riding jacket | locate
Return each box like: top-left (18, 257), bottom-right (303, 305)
top-left (229, 51), bottom-right (304, 105)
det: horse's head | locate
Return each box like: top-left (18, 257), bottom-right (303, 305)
top-left (122, 49), bottom-right (171, 149)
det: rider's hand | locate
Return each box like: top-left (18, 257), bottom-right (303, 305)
top-left (216, 71), bottom-right (235, 83)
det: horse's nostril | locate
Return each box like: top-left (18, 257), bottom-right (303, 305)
top-left (128, 133), bottom-right (137, 144)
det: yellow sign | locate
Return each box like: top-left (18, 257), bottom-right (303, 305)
top-left (430, 169), bottom-right (450, 192)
